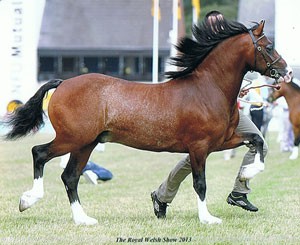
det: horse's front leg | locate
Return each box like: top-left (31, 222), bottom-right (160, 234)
top-left (190, 150), bottom-right (222, 225)
top-left (61, 146), bottom-right (98, 225)
top-left (19, 143), bottom-right (52, 212)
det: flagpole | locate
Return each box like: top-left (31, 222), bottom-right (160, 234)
top-left (169, 0), bottom-right (178, 59)
top-left (192, 6), bottom-right (198, 25)
top-left (192, 0), bottom-right (200, 25)
top-left (152, 0), bottom-right (159, 83)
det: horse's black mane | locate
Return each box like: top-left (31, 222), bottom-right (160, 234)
top-left (165, 16), bottom-right (258, 79)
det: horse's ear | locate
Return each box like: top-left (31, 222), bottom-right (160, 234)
top-left (253, 20), bottom-right (265, 36)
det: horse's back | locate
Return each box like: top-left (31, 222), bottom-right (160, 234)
top-left (47, 73), bottom-right (183, 150)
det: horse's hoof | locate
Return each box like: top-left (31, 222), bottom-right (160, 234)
top-left (19, 197), bottom-right (30, 212)
top-left (289, 147), bottom-right (298, 160)
top-left (200, 216), bottom-right (222, 225)
top-left (74, 216), bottom-right (98, 226)
top-left (289, 154), bottom-right (298, 160)
top-left (19, 191), bottom-right (41, 212)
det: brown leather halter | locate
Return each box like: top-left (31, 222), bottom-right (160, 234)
top-left (249, 29), bottom-right (282, 80)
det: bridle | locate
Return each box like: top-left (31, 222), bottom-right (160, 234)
top-left (248, 29), bottom-right (282, 80)
top-left (240, 31), bottom-right (283, 95)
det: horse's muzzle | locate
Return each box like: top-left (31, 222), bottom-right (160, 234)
top-left (278, 66), bottom-right (293, 83)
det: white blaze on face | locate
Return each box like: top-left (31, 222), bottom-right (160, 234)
top-left (277, 66), bottom-right (293, 83)
top-left (284, 66), bottom-right (293, 83)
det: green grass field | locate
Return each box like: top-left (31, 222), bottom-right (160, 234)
top-left (0, 132), bottom-right (299, 244)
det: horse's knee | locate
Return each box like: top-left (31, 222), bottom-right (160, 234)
top-left (32, 143), bottom-right (52, 163)
top-left (61, 171), bottom-right (72, 187)
top-left (32, 145), bottom-right (50, 178)
top-left (61, 170), bottom-right (81, 204)
top-left (32, 145), bottom-right (42, 162)
top-left (193, 172), bottom-right (206, 201)
top-left (61, 171), bottom-right (79, 190)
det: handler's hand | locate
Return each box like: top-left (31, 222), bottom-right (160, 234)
top-left (239, 89), bottom-right (249, 98)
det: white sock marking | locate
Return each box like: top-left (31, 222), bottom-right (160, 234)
top-left (32, 177), bottom-right (44, 198)
top-left (289, 146), bottom-right (298, 160)
top-left (19, 177), bottom-right (44, 211)
top-left (197, 197), bottom-right (222, 224)
top-left (239, 153), bottom-right (264, 180)
top-left (71, 201), bottom-right (98, 225)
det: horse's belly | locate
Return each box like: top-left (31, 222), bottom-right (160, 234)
top-left (107, 127), bottom-right (187, 153)
top-left (118, 140), bottom-right (187, 153)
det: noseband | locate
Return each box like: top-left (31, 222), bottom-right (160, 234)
top-left (248, 29), bottom-right (282, 80)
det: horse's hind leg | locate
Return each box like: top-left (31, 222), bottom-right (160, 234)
top-left (19, 142), bottom-right (53, 212)
top-left (61, 143), bottom-right (98, 225)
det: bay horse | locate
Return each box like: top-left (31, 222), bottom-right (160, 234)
top-left (3, 15), bottom-right (292, 225)
top-left (268, 80), bottom-right (300, 160)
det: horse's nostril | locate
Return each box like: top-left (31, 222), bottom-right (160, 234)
top-left (287, 67), bottom-right (293, 77)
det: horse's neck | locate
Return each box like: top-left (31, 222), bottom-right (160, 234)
top-left (198, 38), bottom-right (247, 106)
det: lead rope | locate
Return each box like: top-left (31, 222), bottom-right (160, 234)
top-left (240, 78), bottom-right (281, 93)
top-left (238, 78), bottom-right (281, 110)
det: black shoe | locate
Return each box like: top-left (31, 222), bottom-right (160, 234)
top-left (151, 192), bottom-right (168, 219)
top-left (226, 192), bottom-right (258, 212)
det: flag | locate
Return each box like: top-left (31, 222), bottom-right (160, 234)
top-left (177, 0), bottom-right (182, 20)
top-left (192, 0), bottom-right (200, 18)
top-left (151, 0), bottom-right (161, 20)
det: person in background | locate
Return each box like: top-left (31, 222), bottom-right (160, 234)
top-left (82, 161), bottom-right (113, 185)
top-left (247, 79), bottom-right (266, 131)
top-left (239, 73), bottom-right (272, 137)
top-left (275, 97), bottom-right (294, 153)
top-left (60, 143), bottom-right (113, 185)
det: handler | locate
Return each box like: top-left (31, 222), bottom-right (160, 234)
top-left (151, 11), bottom-right (267, 219)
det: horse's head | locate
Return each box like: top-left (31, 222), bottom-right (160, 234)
top-left (248, 20), bottom-right (293, 83)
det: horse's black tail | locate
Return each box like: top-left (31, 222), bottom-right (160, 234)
top-left (3, 79), bottom-right (63, 140)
